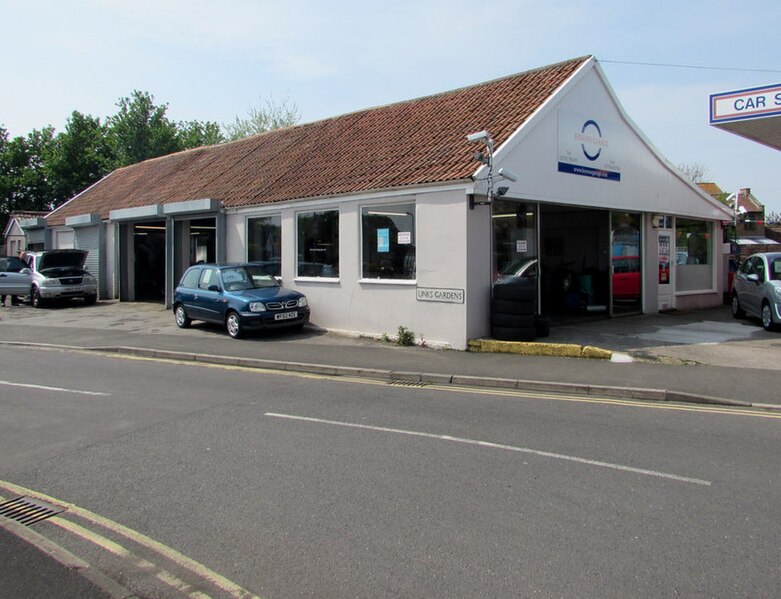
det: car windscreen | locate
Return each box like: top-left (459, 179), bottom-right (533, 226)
top-left (220, 266), bottom-right (279, 290)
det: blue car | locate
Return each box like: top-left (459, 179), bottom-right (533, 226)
top-left (173, 263), bottom-right (310, 339)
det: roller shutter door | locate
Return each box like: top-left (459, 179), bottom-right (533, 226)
top-left (74, 226), bottom-right (103, 297)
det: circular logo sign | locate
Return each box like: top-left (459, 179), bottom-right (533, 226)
top-left (580, 119), bottom-right (603, 162)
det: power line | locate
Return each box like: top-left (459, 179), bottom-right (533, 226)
top-left (599, 59), bottom-right (781, 74)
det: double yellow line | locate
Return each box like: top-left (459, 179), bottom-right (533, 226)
top-left (0, 480), bottom-right (260, 599)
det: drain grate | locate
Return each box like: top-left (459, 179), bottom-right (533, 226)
top-left (0, 496), bottom-right (64, 526)
top-left (389, 380), bottom-right (428, 388)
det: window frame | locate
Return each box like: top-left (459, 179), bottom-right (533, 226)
top-left (246, 214), bottom-right (282, 277)
top-left (359, 201), bottom-right (417, 283)
top-left (295, 209), bottom-right (340, 281)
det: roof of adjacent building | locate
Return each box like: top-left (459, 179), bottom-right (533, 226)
top-left (46, 56), bottom-right (590, 226)
top-left (697, 182), bottom-right (726, 202)
top-left (3, 210), bottom-right (49, 237)
top-left (734, 187), bottom-right (764, 214)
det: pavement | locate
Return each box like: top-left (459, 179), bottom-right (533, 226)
top-left (0, 299), bottom-right (779, 410)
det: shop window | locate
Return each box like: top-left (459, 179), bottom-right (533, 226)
top-left (297, 210), bottom-right (339, 278)
top-left (675, 219), bottom-right (712, 292)
top-left (248, 215), bottom-right (281, 276)
top-left (361, 203), bottom-right (415, 280)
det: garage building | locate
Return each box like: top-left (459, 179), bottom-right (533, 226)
top-left (33, 56), bottom-right (733, 349)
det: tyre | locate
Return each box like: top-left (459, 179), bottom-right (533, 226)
top-left (493, 280), bottom-right (537, 302)
top-left (534, 315), bottom-right (551, 338)
top-left (174, 304), bottom-right (191, 328)
top-left (491, 312), bottom-right (535, 327)
top-left (731, 292), bottom-right (745, 318)
top-left (31, 287), bottom-right (46, 309)
top-left (225, 311), bottom-right (244, 339)
top-left (761, 302), bottom-right (777, 332)
top-left (491, 325), bottom-right (536, 342)
top-left (491, 298), bottom-right (536, 315)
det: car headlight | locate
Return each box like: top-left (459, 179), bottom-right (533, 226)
top-left (248, 301), bottom-right (267, 312)
top-left (297, 296), bottom-right (308, 308)
top-left (773, 287), bottom-right (781, 301)
top-left (40, 277), bottom-right (60, 287)
top-left (83, 275), bottom-right (96, 284)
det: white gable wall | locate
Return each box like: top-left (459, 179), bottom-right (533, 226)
top-left (493, 62), bottom-right (732, 222)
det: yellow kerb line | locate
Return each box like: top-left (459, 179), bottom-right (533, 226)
top-left (0, 480), bottom-right (260, 599)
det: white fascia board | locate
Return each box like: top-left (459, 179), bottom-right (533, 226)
top-left (162, 198), bottom-right (221, 216)
top-left (110, 204), bottom-right (164, 221)
top-left (65, 213), bottom-right (102, 228)
top-left (19, 217), bottom-right (48, 229)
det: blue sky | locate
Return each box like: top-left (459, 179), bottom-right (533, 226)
top-left (2, 0), bottom-right (780, 212)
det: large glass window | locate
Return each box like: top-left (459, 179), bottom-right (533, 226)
top-left (676, 219), bottom-right (713, 292)
top-left (248, 215), bottom-right (281, 276)
top-left (361, 202), bottom-right (416, 280)
top-left (493, 200), bottom-right (537, 282)
top-left (297, 210), bottom-right (339, 278)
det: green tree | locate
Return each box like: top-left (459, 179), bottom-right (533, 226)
top-left (177, 119), bottom-right (225, 149)
top-left (0, 126), bottom-right (58, 228)
top-left (223, 94), bottom-right (301, 141)
top-left (107, 90), bottom-right (181, 167)
top-left (49, 111), bottom-right (115, 203)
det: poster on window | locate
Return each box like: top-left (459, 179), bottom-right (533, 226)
top-left (377, 228), bottom-right (390, 253)
top-left (398, 231), bottom-right (411, 245)
top-left (658, 233), bottom-right (670, 284)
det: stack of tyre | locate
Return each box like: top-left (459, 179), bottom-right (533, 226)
top-left (491, 278), bottom-right (549, 341)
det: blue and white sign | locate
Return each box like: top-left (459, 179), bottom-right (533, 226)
top-left (377, 228), bottom-right (390, 253)
top-left (710, 83), bottom-right (781, 124)
top-left (558, 110), bottom-right (621, 182)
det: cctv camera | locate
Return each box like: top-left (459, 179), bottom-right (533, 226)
top-left (466, 130), bottom-right (489, 143)
top-left (497, 168), bottom-right (518, 182)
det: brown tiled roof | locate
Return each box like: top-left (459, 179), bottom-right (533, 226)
top-left (697, 182), bottom-right (723, 198)
top-left (47, 56), bottom-right (589, 226)
top-left (736, 188), bottom-right (764, 213)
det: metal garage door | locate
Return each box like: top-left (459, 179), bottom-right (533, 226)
top-left (74, 226), bottom-right (103, 297)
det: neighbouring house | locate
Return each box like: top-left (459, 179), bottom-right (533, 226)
top-left (728, 187), bottom-right (779, 260)
top-left (28, 56), bottom-right (733, 349)
top-left (3, 211), bottom-right (49, 256)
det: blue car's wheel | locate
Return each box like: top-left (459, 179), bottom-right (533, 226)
top-left (174, 304), bottom-right (191, 328)
top-left (226, 311), bottom-right (244, 339)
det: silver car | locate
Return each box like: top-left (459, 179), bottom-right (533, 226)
top-left (20, 249), bottom-right (98, 308)
top-left (0, 256), bottom-right (32, 303)
top-left (731, 252), bottom-right (781, 331)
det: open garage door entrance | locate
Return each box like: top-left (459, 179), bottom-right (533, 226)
top-left (540, 205), bottom-right (610, 320)
top-left (492, 202), bottom-right (643, 324)
top-left (133, 221), bottom-right (166, 302)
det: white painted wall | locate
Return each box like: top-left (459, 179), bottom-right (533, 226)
top-left (225, 187), bottom-right (474, 348)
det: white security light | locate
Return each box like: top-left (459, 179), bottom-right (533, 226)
top-left (738, 206), bottom-right (748, 214)
top-left (497, 168), bottom-right (518, 182)
top-left (466, 130), bottom-right (490, 143)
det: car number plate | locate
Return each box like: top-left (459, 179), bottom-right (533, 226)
top-left (274, 311), bottom-right (298, 321)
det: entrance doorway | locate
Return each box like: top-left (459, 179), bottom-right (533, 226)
top-left (540, 205), bottom-right (610, 319)
top-left (133, 222), bottom-right (166, 302)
